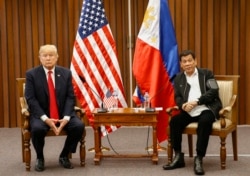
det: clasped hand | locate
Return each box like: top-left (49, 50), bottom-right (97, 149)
top-left (182, 101), bottom-right (198, 112)
top-left (45, 118), bottom-right (68, 135)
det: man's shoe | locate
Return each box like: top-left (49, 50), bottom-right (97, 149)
top-left (59, 157), bottom-right (74, 169)
top-left (194, 156), bottom-right (205, 175)
top-left (163, 152), bottom-right (185, 170)
top-left (35, 158), bottom-right (45, 172)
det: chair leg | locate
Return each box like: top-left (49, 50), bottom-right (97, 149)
top-left (79, 129), bottom-right (86, 166)
top-left (232, 130), bottom-right (238, 161)
top-left (23, 132), bottom-right (31, 171)
top-left (167, 138), bottom-right (173, 164)
top-left (187, 134), bottom-right (193, 157)
top-left (220, 137), bottom-right (226, 169)
top-left (21, 132), bottom-right (25, 162)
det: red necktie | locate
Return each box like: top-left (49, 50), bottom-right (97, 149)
top-left (48, 71), bottom-right (59, 121)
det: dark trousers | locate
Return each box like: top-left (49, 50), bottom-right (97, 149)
top-left (30, 117), bottom-right (85, 159)
top-left (169, 110), bottom-right (214, 157)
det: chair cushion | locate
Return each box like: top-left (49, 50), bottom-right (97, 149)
top-left (186, 118), bottom-right (232, 130)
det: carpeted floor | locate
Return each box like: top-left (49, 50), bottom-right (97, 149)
top-left (0, 125), bottom-right (250, 176)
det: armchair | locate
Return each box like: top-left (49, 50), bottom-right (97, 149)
top-left (166, 75), bottom-right (239, 169)
top-left (16, 78), bottom-right (86, 171)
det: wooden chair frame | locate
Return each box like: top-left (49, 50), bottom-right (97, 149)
top-left (166, 75), bottom-right (239, 169)
top-left (16, 78), bottom-right (86, 171)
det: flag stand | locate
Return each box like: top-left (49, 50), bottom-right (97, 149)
top-left (88, 145), bottom-right (110, 152)
top-left (145, 143), bottom-right (166, 152)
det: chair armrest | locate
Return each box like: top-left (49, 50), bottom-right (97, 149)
top-left (219, 94), bottom-right (237, 128)
top-left (21, 108), bottom-right (30, 116)
top-left (20, 97), bottom-right (30, 116)
top-left (74, 106), bottom-right (85, 120)
top-left (166, 106), bottom-right (179, 122)
top-left (166, 106), bottom-right (179, 142)
top-left (166, 106), bottom-right (179, 114)
top-left (20, 97), bottom-right (30, 131)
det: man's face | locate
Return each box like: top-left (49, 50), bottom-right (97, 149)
top-left (180, 54), bottom-right (197, 76)
top-left (39, 49), bottom-right (58, 70)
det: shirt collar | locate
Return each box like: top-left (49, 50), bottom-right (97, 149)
top-left (43, 66), bottom-right (55, 74)
top-left (184, 67), bottom-right (198, 77)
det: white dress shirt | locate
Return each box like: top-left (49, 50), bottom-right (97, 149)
top-left (185, 68), bottom-right (209, 117)
top-left (40, 67), bottom-right (70, 122)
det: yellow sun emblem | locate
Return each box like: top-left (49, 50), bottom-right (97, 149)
top-left (142, 6), bottom-right (155, 29)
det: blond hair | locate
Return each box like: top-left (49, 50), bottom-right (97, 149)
top-left (39, 44), bottom-right (58, 57)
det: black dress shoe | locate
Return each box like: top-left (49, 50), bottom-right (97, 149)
top-left (194, 156), bottom-right (205, 175)
top-left (59, 157), bottom-right (74, 169)
top-left (163, 152), bottom-right (185, 170)
top-left (35, 158), bottom-right (45, 172)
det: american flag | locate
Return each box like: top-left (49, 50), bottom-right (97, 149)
top-left (103, 90), bottom-right (117, 108)
top-left (70, 0), bottom-right (127, 136)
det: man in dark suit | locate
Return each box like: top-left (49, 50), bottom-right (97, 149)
top-left (25, 44), bottom-right (85, 172)
top-left (162, 50), bottom-right (222, 175)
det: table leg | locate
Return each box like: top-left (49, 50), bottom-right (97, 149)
top-left (152, 125), bottom-right (158, 164)
top-left (94, 126), bottom-right (102, 165)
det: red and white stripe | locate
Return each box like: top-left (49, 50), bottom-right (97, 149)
top-left (71, 24), bottom-right (127, 136)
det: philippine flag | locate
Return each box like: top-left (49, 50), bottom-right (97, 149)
top-left (132, 0), bottom-right (180, 143)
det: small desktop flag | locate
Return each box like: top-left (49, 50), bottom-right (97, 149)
top-left (132, 86), bottom-right (145, 106)
top-left (103, 90), bottom-right (117, 108)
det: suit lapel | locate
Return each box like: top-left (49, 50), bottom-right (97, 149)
top-left (54, 67), bottom-right (62, 97)
top-left (38, 66), bottom-right (49, 95)
top-left (198, 70), bottom-right (206, 94)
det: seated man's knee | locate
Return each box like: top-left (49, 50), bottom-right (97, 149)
top-left (31, 125), bottom-right (48, 135)
top-left (170, 114), bottom-right (182, 124)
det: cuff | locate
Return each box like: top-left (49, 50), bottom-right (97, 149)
top-left (40, 115), bottom-right (49, 122)
top-left (63, 116), bottom-right (70, 121)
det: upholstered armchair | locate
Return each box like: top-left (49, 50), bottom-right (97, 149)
top-left (16, 78), bottom-right (86, 171)
top-left (166, 75), bottom-right (239, 169)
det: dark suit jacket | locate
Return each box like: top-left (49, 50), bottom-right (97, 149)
top-left (173, 68), bottom-right (222, 119)
top-left (25, 65), bottom-right (76, 120)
